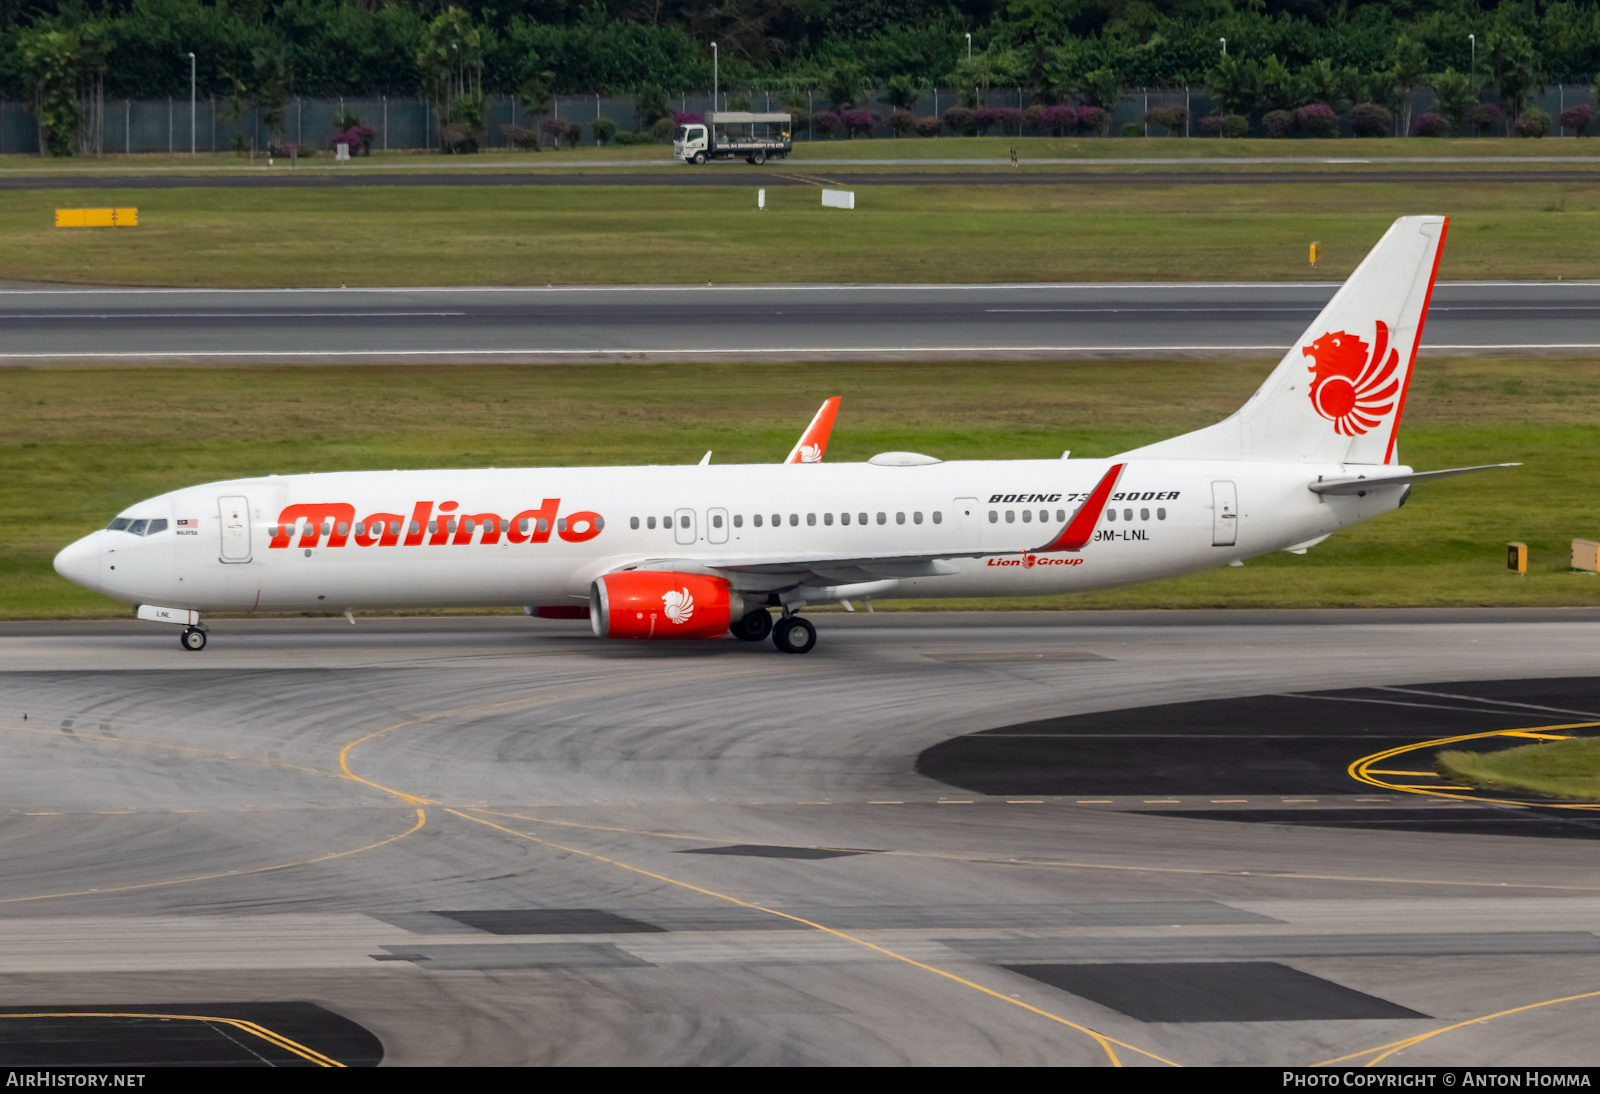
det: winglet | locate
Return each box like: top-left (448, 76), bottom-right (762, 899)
top-left (785, 397), bottom-right (841, 464)
top-left (1032, 464), bottom-right (1124, 552)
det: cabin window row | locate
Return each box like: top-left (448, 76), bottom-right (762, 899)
top-left (628, 511), bottom-right (943, 530)
top-left (990, 509), bottom-right (1067, 524)
top-left (986, 507), bottom-right (1169, 525)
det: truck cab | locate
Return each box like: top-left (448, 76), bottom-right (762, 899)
top-left (674, 112), bottom-right (792, 165)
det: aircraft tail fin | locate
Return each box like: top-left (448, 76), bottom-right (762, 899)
top-left (1117, 215), bottom-right (1448, 466)
top-left (786, 397), bottom-right (841, 464)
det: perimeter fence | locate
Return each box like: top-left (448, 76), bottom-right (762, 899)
top-left (1, 85), bottom-right (1595, 155)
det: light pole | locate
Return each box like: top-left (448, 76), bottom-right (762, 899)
top-left (964, 34), bottom-right (976, 109)
top-left (1468, 33), bottom-right (1476, 91)
top-left (188, 52), bottom-right (195, 157)
top-left (711, 42), bottom-right (718, 113)
top-left (1219, 37), bottom-right (1227, 56)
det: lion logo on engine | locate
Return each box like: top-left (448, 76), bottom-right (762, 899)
top-left (662, 588), bottom-right (695, 624)
top-left (1302, 320), bottom-right (1403, 437)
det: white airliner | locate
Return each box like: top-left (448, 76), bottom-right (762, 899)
top-left (54, 216), bottom-right (1511, 654)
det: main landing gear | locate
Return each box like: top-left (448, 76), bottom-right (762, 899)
top-left (180, 626), bottom-right (207, 652)
top-left (771, 614), bottom-right (816, 655)
top-left (730, 608), bottom-right (814, 652)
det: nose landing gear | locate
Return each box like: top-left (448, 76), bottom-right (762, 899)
top-left (771, 614), bottom-right (816, 654)
top-left (180, 627), bottom-right (207, 651)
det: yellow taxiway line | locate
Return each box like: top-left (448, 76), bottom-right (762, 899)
top-left (0, 1012), bottom-right (343, 1066)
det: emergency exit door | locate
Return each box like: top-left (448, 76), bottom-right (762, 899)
top-left (951, 498), bottom-right (981, 552)
top-left (218, 495), bottom-right (252, 562)
top-left (1211, 481), bottom-right (1238, 547)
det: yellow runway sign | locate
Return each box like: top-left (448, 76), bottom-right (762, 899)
top-left (55, 208), bottom-right (138, 227)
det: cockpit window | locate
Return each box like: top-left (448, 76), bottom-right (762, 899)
top-left (108, 516), bottom-right (169, 535)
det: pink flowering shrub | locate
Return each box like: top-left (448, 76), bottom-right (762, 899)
top-left (1296, 103), bottom-right (1340, 138)
top-left (841, 107), bottom-right (876, 138)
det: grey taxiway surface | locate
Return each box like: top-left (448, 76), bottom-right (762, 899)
top-left (3, 281), bottom-right (1599, 363)
top-left (2, 611), bottom-right (1598, 1066)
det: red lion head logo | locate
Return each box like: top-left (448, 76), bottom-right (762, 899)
top-left (1302, 321), bottom-right (1402, 437)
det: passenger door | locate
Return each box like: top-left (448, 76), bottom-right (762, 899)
top-left (707, 507), bottom-right (729, 545)
top-left (218, 495), bottom-right (252, 562)
top-left (674, 507), bottom-right (697, 546)
top-left (1211, 481), bottom-right (1238, 547)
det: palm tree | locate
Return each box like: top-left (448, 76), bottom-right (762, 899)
top-left (1387, 36), bottom-right (1428, 136)
top-left (1206, 54), bottom-right (1257, 117)
top-left (1488, 30), bottom-right (1540, 134)
top-left (1077, 66), bottom-right (1122, 112)
top-left (1426, 68), bottom-right (1473, 134)
top-left (1021, 41), bottom-right (1057, 103)
top-left (882, 74), bottom-right (926, 113)
top-left (822, 62), bottom-right (864, 110)
top-left (951, 52), bottom-right (999, 108)
top-left (1297, 58), bottom-right (1340, 108)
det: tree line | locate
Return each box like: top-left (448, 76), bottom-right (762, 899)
top-left (11, 0), bottom-right (1600, 153)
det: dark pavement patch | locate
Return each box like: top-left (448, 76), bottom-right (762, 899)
top-left (1003, 961), bottom-right (1427, 1023)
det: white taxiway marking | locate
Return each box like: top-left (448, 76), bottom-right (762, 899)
top-left (989, 305), bottom-right (1600, 315)
top-left (0, 311), bottom-right (465, 319)
top-left (3, 343), bottom-right (1598, 361)
top-left (0, 280), bottom-right (1593, 296)
top-left (0, 345), bottom-right (1297, 358)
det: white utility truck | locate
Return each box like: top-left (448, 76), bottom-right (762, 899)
top-left (674, 112), bottom-right (792, 165)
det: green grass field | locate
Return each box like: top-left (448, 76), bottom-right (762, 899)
top-left (6, 357), bottom-right (1598, 618)
top-left (8, 173), bottom-right (1600, 287)
top-left (1436, 737), bottom-right (1600, 802)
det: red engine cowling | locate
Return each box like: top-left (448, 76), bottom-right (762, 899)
top-left (590, 572), bottom-right (732, 640)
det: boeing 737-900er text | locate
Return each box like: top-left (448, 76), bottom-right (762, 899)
top-left (54, 216), bottom-right (1513, 654)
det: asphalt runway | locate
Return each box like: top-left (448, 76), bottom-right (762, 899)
top-left (3, 281), bottom-right (1598, 363)
top-left (2, 611), bottom-right (1598, 1066)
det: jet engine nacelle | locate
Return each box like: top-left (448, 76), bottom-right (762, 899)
top-left (589, 571), bottom-right (733, 640)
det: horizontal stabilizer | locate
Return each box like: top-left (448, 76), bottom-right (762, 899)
top-left (1309, 463), bottom-right (1519, 496)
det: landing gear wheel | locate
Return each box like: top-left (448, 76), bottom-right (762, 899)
top-left (180, 627), bottom-right (207, 651)
top-left (730, 609), bottom-right (773, 641)
top-left (751, 149), bottom-right (767, 165)
top-left (692, 151), bottom-right (707, 165)
top-left (771, 615), bottom-right (816, 654)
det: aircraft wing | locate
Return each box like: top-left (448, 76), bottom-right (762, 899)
top-left (620, 551), bottom-right (970, 590)
top-left (1309, 463), bottom-right (1519, 495)
top-left (784, 397), bottom-right (841, 463)
top-left (616, 465), bottom-right (1127, 591)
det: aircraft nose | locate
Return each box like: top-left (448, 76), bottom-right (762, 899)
top-left (53, 533), bottom-right (100, 591)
